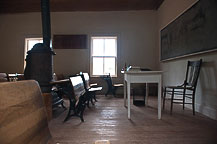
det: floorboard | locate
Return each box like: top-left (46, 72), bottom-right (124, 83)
top-left (49, 95), bottom-right (217, 144)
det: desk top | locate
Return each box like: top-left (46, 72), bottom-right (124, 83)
top-left (121, 70), bottom-right (163, 74)
top-left (50, 79), bottom-right (70, 85)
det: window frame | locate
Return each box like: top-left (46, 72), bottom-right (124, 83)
top-left (90, 36), bottom-right (118, 77)
top-left (24, 37), bottom-right (43, 69)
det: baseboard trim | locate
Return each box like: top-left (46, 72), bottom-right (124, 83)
top-left (177, 103), bottom-right (217, 120)
top-left (195, 103), bottom-right (217, 120)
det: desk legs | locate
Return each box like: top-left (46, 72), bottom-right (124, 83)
top-left (127, 82), bottom-right (131, 119)
top-left (124, 75), bottom-right (162, 120)
top-left (124, 80), bottom-right (127, 107)
top-left (158, 80), bottom-right (162, 119)
top-left (145, 83), bottom-right (149, 106)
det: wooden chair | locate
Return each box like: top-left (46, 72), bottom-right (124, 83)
top-left (101, 73), bottom-right (123, 97)
top-left (163, 59), bottom-right (202, 115)
top-left (80, 72), bottom-right (102, 107)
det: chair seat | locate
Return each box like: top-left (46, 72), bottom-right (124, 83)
top-left (114, 84), bottom-right (124, 87)
top-left (166, 85), bottom-right (193, 90)
top-left (89, 87), bottom-right (102, 92)
top-left (90, 83), bottom-right (98, 87)
top-left (101, 74), bottom-right (123, 96)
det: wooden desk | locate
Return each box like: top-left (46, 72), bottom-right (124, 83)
top-left (8, 73), bottom-right (24, 81)
top-left (50, 79), bottom-right (70, 85)
top-left (122, 71), bottom-right (162, 119)
top-left (50, 77), bottom-right (87, 122)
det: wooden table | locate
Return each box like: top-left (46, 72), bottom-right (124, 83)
top-left (122, 70), bottom-right (162, 119)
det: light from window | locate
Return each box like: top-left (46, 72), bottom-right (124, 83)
top-left (24, 38), bottom-right (43, 69)
top-left (25, 38), bottom-right (43, 51)
top-left (91, 36), bottom-right (117, 76)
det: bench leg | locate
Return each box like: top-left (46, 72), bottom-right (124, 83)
top-left (90, 97), bottom-right (95, 105)
top-left (93, 92), bottom-right (97, 102)
top-left (64, 99), bottom-right (74, 122)
top-left (79, 104), bottom-right (86, 122)
top-left (61, 101), bottom-right (67, 110)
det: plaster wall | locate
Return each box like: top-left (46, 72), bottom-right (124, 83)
top-left (157, 0), bottom-right (217, 119)
top-left (0, 11), bottom-right (158, 81)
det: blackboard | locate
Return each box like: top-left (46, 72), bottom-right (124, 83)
top-left (160, 0), bottom-right (217, 61)
top-left (53, 35), bottom-right (87, 49)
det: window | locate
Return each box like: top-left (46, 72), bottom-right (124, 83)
top-left (25, 38), bottom-right (43, 52)
top-left (91, 36), bottom-right (117, 77)
top-left (24, 38), bottom-right (43, 68)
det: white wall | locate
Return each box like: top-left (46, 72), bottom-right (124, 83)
top-left (51, 11), bottom-right (159, 80)
top-left (0, 11), bottom-right (158, 83)
top-left (0, 13), bottom-right (42, 73)
top-left (157, 0), bottom-right (217, 119)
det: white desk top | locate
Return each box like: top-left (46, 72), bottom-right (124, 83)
top-left (121, 70), bottom-right (163, 74)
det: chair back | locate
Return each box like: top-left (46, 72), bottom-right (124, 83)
top-left (184, 59), bottom-right (202, 88)
top-left (104, 74), bottom-right (113, 88)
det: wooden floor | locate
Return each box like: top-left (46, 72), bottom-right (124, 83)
top-left (49, 95), bottom-right (217, 144)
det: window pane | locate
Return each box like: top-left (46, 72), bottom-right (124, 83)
top-left (93, 57), bottom-right (103, 75)
top-left (92, 39), bottom-right (104, 56)
top-left (28, 40), bottom-right (38, 51)
top-left (104, 57), bottom-right (116, 75)
top-left (105, 39), bottom-right (116, 56)
top-left (28, 39), bottom-right (43, 51)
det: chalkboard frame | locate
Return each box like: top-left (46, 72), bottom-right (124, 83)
top-left (53, 35), bottom-right (87, 49)
top-left (160, 0), bottom-right (217, 61)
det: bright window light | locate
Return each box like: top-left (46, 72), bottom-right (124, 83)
top-left (24, 38), bottom-right (43, 69)
top-left (91, 36), bottom-right (117, 77)
top-left (25, 38), bottom-right (43, 51)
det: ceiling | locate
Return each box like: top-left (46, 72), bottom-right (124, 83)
top-left (0, 0), bottom-right (164, 14)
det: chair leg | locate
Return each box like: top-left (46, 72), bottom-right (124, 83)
top-left (183, 89), bottom-right (186, 110)
top-left (192, 93), bottom-right (195, 115)
top-left (93, 92), bottom-right (97, 102)
top-left (86, 99), bottom-right (90, 108)
top-left (163, 87), bottom-right (167, 110)
top-left (105, 90), bottom-right (109, 96)
top-left (90, 97), bottom-right (94, 105)
top-left (105, 88), bottom-right (110, 96)
top-left (170, 88), bottom-right (174, 115)
top-left (61, 101), bottom-right (67, 110)
top-left (112, 87), bottom-right (117, 97)
top-left (64, 98), bottom-right (74, 122)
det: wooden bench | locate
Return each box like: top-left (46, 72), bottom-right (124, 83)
top-left (0, 80), bottom-right (53, 144)
top-left (80, 72), bottom-right (102, 107)
top-left (62, 75), bottom-right (87, 122)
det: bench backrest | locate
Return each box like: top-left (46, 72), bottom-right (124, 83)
top-left (70, 75), bottom-right (86, 101)
top-left (80, 73), bottom-right (91, 91)
top-left (0, 80), bottom-right (51, 144)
